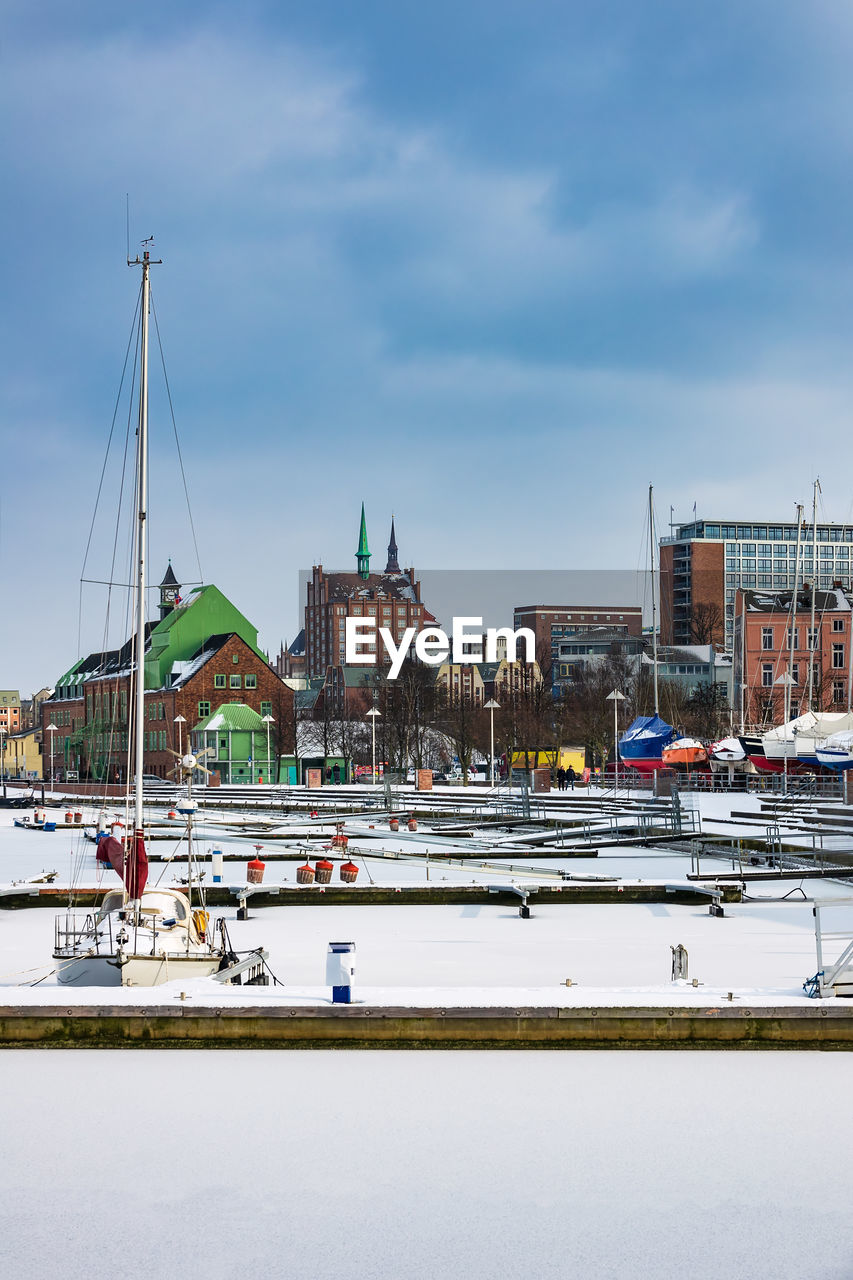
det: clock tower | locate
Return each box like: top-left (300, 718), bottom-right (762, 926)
top-left (159, 561), bottom-right (182, 620)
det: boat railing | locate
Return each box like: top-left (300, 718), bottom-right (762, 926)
top-left (54, 910), bottom-right (114, 957)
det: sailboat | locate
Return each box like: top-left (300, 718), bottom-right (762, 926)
top-left (53, 247), bottom-right (234, 986)
top-left (816, 730), bottom-right (853, 771)
top-left (619, 486), bottom-right (676, 772)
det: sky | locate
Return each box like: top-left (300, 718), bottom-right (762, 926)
top-left (3, 0), bottom-right (853, 692)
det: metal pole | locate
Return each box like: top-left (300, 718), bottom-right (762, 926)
top-left (649, 484), bottom-right (659, 714)
top-left (133, 254), bottom-right (150, 841)
top-left (372, 714), bottom-right (376, 786)
top-left (809, 480), bottom-right (820, 711)
top-left (490, 705), bottom-right (495, 786)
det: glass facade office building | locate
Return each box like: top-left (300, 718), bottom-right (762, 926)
top-left (660, 520), bottom-right (853, 653)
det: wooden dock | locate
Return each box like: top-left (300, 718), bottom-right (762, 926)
top-left (0, 1000), bottom-right (849, 1049)
top-left (0, 882), bottom-right (743, 910)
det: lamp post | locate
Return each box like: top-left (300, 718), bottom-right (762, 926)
top-left (366, 707), bottom-right (381, 786)
top-left (263, 714), bottom-right (274, 784)
top-left (0, 726), bottom-right (6, 796)
top-left (174, 713), bottom-right (186, 757)
top-left (775, 672), bottom-right (795, 797)
top-left (484, 699), bottom-right (500, 786)
top-left (46, 723), bottom-right (58, 792)
top-left (606, 690), bottom-right (626, 788)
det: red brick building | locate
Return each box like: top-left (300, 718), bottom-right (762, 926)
top-left (43, 570), bottom-right (293, 781)
top-left (306, 510), bottom-right (434, 679)
top-left (659, 515), bottom-right (853, 653)
top-left (733, 586), bottom-right (852, 725)
top-left (513, 605), bottom-right (643, 690)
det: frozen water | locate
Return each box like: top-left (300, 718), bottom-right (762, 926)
top-left (1, 1050), bottom-right (852, 1280)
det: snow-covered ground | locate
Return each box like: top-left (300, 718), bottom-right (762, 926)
top-left (4, 874), bottom-right (853, 1005)
top-left (2, 799), bottom-right (853, 1004)
top-left (2, 1049), bottom-right (853, 1280)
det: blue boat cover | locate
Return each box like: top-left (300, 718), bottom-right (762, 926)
top-left (619, 714), bottom-right (676, 761)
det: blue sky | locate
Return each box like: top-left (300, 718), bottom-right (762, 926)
top-left (3, 1), bottom-right (853, 691)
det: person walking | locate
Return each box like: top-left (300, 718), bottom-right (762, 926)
top-left (556, 766), bottom-right (566, 791)
top-left (566, 764), bottom-right (576, 791)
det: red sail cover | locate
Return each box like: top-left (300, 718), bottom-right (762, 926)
top-left (101, 833), bottom-right (149, 898)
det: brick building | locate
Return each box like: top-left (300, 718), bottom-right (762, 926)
top-left (513, 605), bottom-right (643, 691)
top-left (733, 586), bottom-right (853, 726)
top-left (660, 517), bottom-right (853, 653)
top-left (306, 509), bottom-right (433, 679)
top-left (44, 567), bottom-right (293, 782)
top-left (0, 691), bottom-right (21, 734)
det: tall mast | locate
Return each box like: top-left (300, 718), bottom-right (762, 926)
top-left (789, 503), bottom-right (804, 717)
top-left (808, 478), bottom-right (820, 711)
top-left (649, 484), bottom-right (659, 715)
top-left (739, 589), bottom-right (746, 734)
top-left (129, 246), bottom-right (160, 844)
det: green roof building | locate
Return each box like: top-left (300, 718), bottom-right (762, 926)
top-left (193, 702), bottom-right (276, 784)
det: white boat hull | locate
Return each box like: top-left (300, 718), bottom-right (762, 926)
top-left (55, 950), bottom-right (223, 987)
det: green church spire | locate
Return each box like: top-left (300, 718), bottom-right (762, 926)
top-left (356, 503), bottom-right (371, 580)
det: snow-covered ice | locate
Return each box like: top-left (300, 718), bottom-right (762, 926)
top-left (1, 1049), bottom-right (852, 1280)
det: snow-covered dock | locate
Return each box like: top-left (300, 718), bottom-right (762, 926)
top-left (3, 790), bottom-right (853, 1046)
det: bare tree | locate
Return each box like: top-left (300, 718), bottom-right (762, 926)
top-left (689, 601), bottom-right (725, 648)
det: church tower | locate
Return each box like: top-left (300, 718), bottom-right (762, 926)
top-left (356, 504), bottom-right (371, 581)
top-left (385, 515), bottom-right (400, 574)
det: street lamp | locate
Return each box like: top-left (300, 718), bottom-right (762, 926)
top-left (775, 672), bottom-right (795, 797)
top-left (0, 725), bottom-right (6, 795)
top-left (366, 707), bottom-right (381, 786)
top-left (484, 699), bottom-right (500, 786)
top-left (46, 723), bottom-right (58, 792)
top-left (606, 690), bottom-right (626, 788)
top-left (174, 714), bottom-right (186, 757)
top-left (262, 714), bottom-right (274, 784)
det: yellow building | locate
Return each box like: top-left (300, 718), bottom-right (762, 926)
top-left (5, 727), bottom-right (43, 780)
top-left (510, 746), bottom-right (585, 774)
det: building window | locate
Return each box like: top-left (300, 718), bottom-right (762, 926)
top-left (232, 654), bottom-right (239, 664)
top-left (833, 618), bottom-right (844, 632)
top-left (159, 730), bottom-right (166, 750)
top-left (230, 675), bottom-right (241, 689)
top-left (245, 674), bottom-right (257, 689)
top-left (762, 628), bottom-right (773, 651)
top-left (214, 674), bottom-right (226, 688)
top-left (198, 701), bottom-right (210, 718)
top-left (762, 664), bottom-right (773, 688)
top-left (260, 701), bottom-right (272, 717)
top-left (833, 644), bottom-right (845, 669)
top-left (791, 664), bottom-right (799, 685)
top-left (834, 681), bottom-right (845, 705)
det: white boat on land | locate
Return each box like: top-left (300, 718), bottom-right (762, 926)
top-left (815, 730), bottom-right (853, 772)
top-left (761, 711), bottom-right (853, 769)
top-left (794, 712), bottom-right (853, 767)
top-left (53, 247), bottom-right (237, 987)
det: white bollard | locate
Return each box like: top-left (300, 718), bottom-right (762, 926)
top-left (211, 850), bottom-right (224, 883)
top-left (326, 942), bottom-right (356, 1004)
